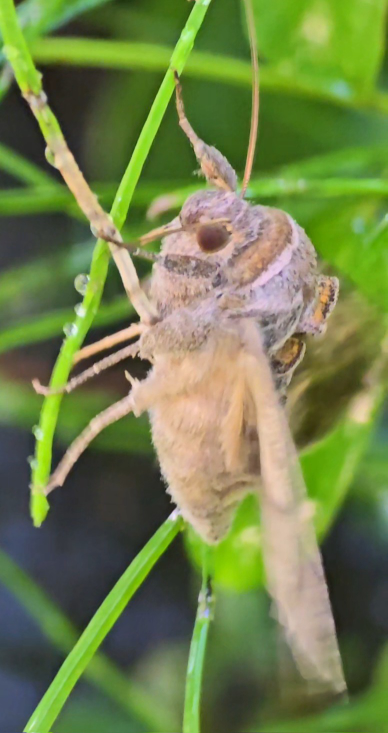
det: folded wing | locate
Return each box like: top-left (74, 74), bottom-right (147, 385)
top-left (241, 319), bottom-right (347, 697)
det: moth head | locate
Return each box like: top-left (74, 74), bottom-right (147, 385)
top-left (196, 222), bottom-right (231, 253)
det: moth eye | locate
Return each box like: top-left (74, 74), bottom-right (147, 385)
top-left (196, 224), bottom-right (230, 253)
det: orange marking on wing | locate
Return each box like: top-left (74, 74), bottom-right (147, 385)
top-left (313, 277), bottom-right (338, 325)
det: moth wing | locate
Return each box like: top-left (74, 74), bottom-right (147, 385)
top-left (241, 320), bottom-right (347, 697)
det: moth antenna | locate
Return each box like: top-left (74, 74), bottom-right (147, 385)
top-left (240, 0), bottom-right (260, 198)
top-left (96, 221), bottom-right (185, 255)
top-left (32, 341), bottom-right (140, 396)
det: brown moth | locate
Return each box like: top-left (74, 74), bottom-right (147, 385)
top-left (33, 0), bottom-right (346, 700)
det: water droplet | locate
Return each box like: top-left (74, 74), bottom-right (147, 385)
top-left (27, 455), bottom-right (38, 469)
top-left (44, 147), bottom-right (58, 168)
top-left (74, 273), bottom-right (89, 295)
top-left (74, 303), bottom-right (86, 318)
top-left (352, 216), bottom-right (365, 234)
top-left (330, 80), bottom-right (353, 100)
top-left (32, 425), bottom-right (43, 440)
top-left (63, 322), bottom-right (78, 338)
top-left (276, 178), bottom-right (287, 191)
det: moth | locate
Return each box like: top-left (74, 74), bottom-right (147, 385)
top-left (32, 0), bottom-right (346, 700)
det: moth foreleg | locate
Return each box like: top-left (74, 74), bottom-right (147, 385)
top-left (32, 340), bottom-right (141, 396)
top-left (23, 89), bottom-right (156, 324)
top-left (43, 392), bottom-right (136, 495)
top-left (74, 322), bottom-right (146, 364)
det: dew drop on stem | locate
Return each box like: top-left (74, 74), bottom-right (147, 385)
top-left (27, 456), bottom-right (38, 469)
top-left (44, 147), bottom-right (58, 168)
top-left (74, 273), bottom-right (89, 295)
top-left (32, 425), bottom-right (43, 440)
top-left (63, 322), bottom-right (78, 338)
top-left (74, 303), bottom-right (86, 318)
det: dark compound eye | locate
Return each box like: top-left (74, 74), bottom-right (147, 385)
top-left (196, 224), bottom-right (230, 253)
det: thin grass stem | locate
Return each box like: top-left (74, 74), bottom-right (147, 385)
top-left (0, 296), bottom-right (131, 355)
top-left (23, 510), bottom-right (183, 733)
top-left (2, 174), bottom-right (388, 220)
top-left (0, 0), bottom-right (113, 101)
top-left (0, 141), bottom-right (56, 186)
top-left (0, 547), bottom-right (176, 731)
top-left (0, 0), bottom-right (213, 525)
top-left (183, 545), bottom-right (214, 733)
top-left (30, 36), bottom-right (388, 116)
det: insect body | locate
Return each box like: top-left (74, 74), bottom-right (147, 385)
top-left (33, 29), bottom-right (345, 703)
top-left (123, 89), bottom-right (344, 693)
top-left (135, 76), bottom-right (338, 549)
top-left (145, 194), bottom-right (323, 542)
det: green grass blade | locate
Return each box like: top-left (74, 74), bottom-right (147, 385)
top-left (2, 175), bottom-right (388, 220)
top-left (0, 297), bottom-right (129, 355)
top-left (17, 0), bottom-right (113, 39)
top-left (0, 240), bottom-right (95, 311)
top-left (0, 141), bottom-right (55, 186)
top-left (24, 510), bottom-right (183, 733)
top-left (0, 547), bottom-right (175, 731)
top-left (0, 183), bottom-right (115, 217)
top-left (0, 180), bottom-right (168, 217)
top-left (0, 0), bottom-right (213, 525)
top-left (0, 0), bottom-right (113, 91)
top-left (0, 377), bottom-right (152, 455)
top-left (30, 36), bottom-right (388, 115)
top-left (183, 548), bottom-right (214, 733)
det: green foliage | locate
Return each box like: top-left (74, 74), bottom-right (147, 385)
top-left (252, 0), bottom-right (387, 92)
top-left (0, 0), bottom-right (387, 731)
top-left (0, 0), bottom-right (214, 526)
top-left (24, 511), bottom-right (183, 733)
top-left (308, 200), bottom-right (388, 313)
top-left (0, 547), bottom-right (172, 731)
top-left (183, 548), bottom-right (214, 733)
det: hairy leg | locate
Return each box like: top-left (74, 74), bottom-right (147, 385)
top-left (41, 362), bottom-right (194, 495)
top-left (43, 393), bottom-right (135, 494)
top-left (33, 341), bottom-right (141, 396)
top-left (74, 322), bottom-right (145, 364)
top-left (24, 89), bottom-right (156, 324)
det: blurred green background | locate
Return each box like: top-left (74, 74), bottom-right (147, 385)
top-left (0, 0), bottom-right (387, 730)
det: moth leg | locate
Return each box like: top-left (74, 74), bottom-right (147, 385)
top-left (299, 276), bottom-right (339, 335)
top-left (74, 322), bottom-right (145, 364)
top-left (174, 71), bottom-right (238, 192)
top-left (42, 368), bottom-right (168, 494)
top-left (43, 392), bottom-right (136, 495)
top-left (23, 90), bottom-right (156, 324)
top-left (33, 341), bottom-right (141, 396)
top-left (271, 336), bottom-right (306, 395)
